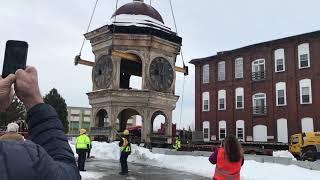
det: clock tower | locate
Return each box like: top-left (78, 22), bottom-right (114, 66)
top-left (84, 0), bottom-right (182, 144)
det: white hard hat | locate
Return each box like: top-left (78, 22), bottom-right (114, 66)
top-left (7, 123), bottom-right (19, 132)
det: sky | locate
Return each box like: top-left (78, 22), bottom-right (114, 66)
top-left (1, 0), bottom-right (320, 130)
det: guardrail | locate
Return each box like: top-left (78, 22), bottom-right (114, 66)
top-left (252, 71), bottom-right (266, 81)
top-left (252, 106), bottom-right (267, 116)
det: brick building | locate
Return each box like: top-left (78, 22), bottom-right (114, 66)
top-left (190, 31), bottom-right (320, 143)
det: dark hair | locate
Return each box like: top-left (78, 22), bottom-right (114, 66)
top-left (224, 134), bottom-right (242, 162)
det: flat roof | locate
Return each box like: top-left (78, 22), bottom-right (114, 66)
top-left (190, 30), bottom-right (320, 65)
top-left (67, 106), bottom-right (91, 110)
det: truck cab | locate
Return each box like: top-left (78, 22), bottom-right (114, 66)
top-left (289, 132), bottom-right (320, 161)
top-left (289, 134), bottom-right (302, 157)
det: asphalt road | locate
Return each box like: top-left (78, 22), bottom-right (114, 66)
top-left (83, 159), bottom-right (210, 180)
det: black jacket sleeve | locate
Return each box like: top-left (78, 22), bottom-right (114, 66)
top-left (27, 103), bottom-right (81, 180)
top-left (119, 138), bottom-right (124, 147)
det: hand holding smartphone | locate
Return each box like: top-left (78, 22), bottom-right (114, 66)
top-left (2, 40), bottom-right (28, 78)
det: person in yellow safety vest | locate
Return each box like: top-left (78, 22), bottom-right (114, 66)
top-left (173, 136), bottom-right (181, 151)
top-left (118, 129), bottom-right (131, 175)
top-left (76, 128), bottom-right (91, 171)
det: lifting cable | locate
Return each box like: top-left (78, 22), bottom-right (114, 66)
top-left (169, 0), bottom-right (186, 127)
top-left (111, 0), bottom-right (119, 50)
top-left (78, 0), bottom-right (100, 56)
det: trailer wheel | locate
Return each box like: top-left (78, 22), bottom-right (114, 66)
top-left (301, 146), bottom-right (316, 162)
top-left (247, 150), bottom-right (257, 155)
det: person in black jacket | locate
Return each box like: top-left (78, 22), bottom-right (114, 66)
top-left (118, 129), bottom-right (131, 175)
top-left (0, 66), bottom-right (81, 180)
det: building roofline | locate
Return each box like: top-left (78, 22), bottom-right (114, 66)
top-left (67, 106), bottom-right (92, 109)
top-left (189, 30), bottom-right (320, 65)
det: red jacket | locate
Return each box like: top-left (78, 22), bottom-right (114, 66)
top-left (213, 148), bottom-right (242, 180)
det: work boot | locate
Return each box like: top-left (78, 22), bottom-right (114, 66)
top-left (119, 171), bottom-right (128, 175)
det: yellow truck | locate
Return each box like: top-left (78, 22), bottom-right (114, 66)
top-left (289, 132), bottom-right (320, 161)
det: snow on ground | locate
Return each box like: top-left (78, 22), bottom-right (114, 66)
top-left (72, 141), bottom-right (320, 180)
top-left (273, 150), bottom-right (297, 160)
top-left (80, 172), bottom-right (105, 180)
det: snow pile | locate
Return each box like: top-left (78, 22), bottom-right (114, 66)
top-left (90, 141), bottom-right (120, 160)
top-left (129, 145), bottom-right (213, 177)
top-left (273, 150), bottom-right (297, 160)
top-left (69, 141), bottom-right (78, 158)
top-left (80, 172), bottom-right (105, 180)
top-left (241, 160), bottom-right (320, 180)
top-left (86, 141), bottom-right (213, 177)
top-left (75, 141), bottom-right (320, 180)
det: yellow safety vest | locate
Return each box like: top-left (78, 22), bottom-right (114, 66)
top-left (174, 139), bottom-right (181, 150)
top-left (76, 134), bottom-right (90, 149)
top-left (120, 138), bottom-right (131, 153)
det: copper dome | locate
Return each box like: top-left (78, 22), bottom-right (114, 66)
top-left (111, 1), bottom-right (164, 24)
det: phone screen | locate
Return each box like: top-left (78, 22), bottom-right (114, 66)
top-left (2, 40), bottom-right (28, 78)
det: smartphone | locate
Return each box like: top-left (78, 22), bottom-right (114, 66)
top-left (2, 40), bottom-right (28, 78)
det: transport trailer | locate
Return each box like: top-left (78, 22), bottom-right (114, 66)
top-left (180, 141), bottom-right (288, 156)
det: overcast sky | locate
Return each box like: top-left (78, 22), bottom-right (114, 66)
top-left (1, 0), bottom-right (320, 130)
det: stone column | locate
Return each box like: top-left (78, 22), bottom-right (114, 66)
top-left (142, 55), bottom-right (147, 90)
top-left (111, 56), bottom-right (121, 89)
top-left (142, 109), bottom-right (151, 143)
top-left (108, 106), bottom-right (118, 141)
top-left (165, 111), bottom-right (173, 144)
top-left (89, 108), bottom-right (94, 132)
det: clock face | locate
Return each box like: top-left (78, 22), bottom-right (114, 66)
top-left (149, 57), bottom-right (174, 92)
top-left (93, 55), bottom-right (113, 89)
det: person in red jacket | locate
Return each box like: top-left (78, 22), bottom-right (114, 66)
top-left (209, 134), bottom-right (244, 180)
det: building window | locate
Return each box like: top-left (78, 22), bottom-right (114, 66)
top-left (298, 43), bottom-right (310, 69)
top-left (253, 125), bottom-right (267, 142)
top-left (252, 59), bottom-right (266, 81)
top-left (203, 121), bottom-right (210, 142)
top-left (235, 87), bottom-right (244, 109)
top-left (299, 79), bottom-right (312, 104)
top-left (202, 92), bottom-right (210, 111)
top-left (301, 117), bottom-right (314, 132)
top-left (236, 120), bottom-right (245, 142)
top-left (202, 64), bottom-right (209, 84)
top-left (204, 128), bottom-right (209, 139)
top-left (235, 57), bottom-right (244, 79)
top-left (277, 118), bottom-right (288, 143)
top-left (274, 49), bottom-right (285, 72)
top-left (252, 93), bottom-right (267, 115)
top-left (276, 82), bottom-right (287, 106)
top-left (218, 61), bottom-right (225, 81)
top-left (218, 90), bottom-right (226, 110)
top-left (219, 120), bottom-right (226, 140)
